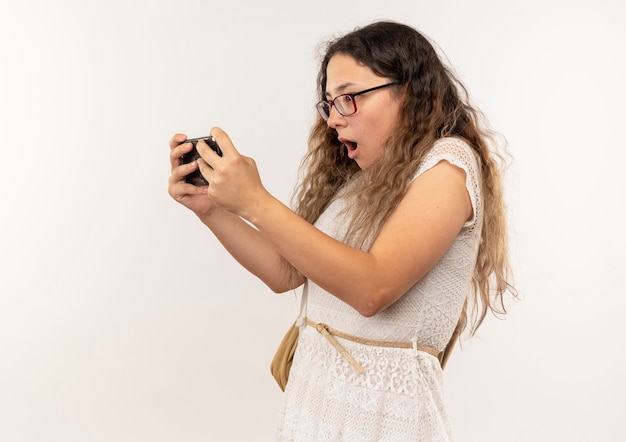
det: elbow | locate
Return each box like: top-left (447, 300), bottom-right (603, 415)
top-left (354, 288), bottom-right (391, 317)
top-left (266, 276), bottom-right (305, 294)
top-left (267, 282), bottom-right (291, 294)
top-left (357, 304), bottom-right (380, 318)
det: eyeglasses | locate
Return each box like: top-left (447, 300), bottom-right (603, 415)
top-left (316, 82), bottom-right (397, 121)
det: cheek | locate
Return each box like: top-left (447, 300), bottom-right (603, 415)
top-left (374, 117), bottom-right (398, 143)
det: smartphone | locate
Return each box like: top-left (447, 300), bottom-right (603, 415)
top-left (180, 136), bottom-right (222, 186)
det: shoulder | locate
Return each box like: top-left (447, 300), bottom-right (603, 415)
top-left (411, 137), bottom-right (483, 228)
top-left (413, 137), bottom-right (480, 181)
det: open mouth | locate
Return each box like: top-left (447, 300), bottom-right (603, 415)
top-left (340, 137), bottom-right (358, 151)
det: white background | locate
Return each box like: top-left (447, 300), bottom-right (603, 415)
top-left (1, 0), bottom-right (624, 440)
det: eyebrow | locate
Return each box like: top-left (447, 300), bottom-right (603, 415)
top-left (325, 82), bottom-right (357, 99)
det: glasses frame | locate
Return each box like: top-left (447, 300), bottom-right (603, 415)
top-left (316, 82), bottom-right (397, 121)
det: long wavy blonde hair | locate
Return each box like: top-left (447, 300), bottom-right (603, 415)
top-left (292, 21), bottom-right (516, 334)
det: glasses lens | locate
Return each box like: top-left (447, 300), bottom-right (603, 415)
top-left (335, 95), bottom-right (356, 116)
top-left (316, 102), bottom-right (331, 120)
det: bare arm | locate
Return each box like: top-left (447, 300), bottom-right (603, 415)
top-left (196, 208), bottom-right (303, 293)
top-left (201, 128), bottom-right (472, 316)
top-left (168, 133), bottom-right (302, 293)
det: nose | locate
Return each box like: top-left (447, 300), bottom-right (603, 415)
top-left (326, 106), bottom-right (345, 129)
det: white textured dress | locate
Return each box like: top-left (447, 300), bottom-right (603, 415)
top-left (276, 137), bottom-right (483, 441)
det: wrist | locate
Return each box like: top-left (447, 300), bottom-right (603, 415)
top-left (196, 205), bottom-right (227, 226)
top-left (240, 188), bottom-right (277, 227)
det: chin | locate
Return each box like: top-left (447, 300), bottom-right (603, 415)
top-left (356, 154), bottom-right (376, 168)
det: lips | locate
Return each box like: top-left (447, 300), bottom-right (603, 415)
top-left (339, 137), bottom-right (358, 152)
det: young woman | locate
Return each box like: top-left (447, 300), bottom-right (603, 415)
top-left (168, 20), bottom-right (514, 441)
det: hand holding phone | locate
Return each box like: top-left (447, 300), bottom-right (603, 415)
top-left (180, 136), bottom-right (222, 186)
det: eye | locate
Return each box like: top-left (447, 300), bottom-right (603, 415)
top-left (339, 94), bottom-right (355, 105)
top-left (335, 94), bottom-right (355, 114)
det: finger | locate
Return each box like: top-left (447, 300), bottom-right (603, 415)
top-left (169, 139), bottom-right (195, 168)
top-left (197, 158), bottom-right (214, 183)
top-left (169, 133), bottom-right (188, 150)
top-left (210, 127), bottom-right (240, 157)
top-left (170, 158), bottom-right (202, 184)
top-left (168, 164), bottom-right (208, 199)
top-left (196, 138), bottom-right (221, 162)
top-left (168, 181), bottom-right (208, 204)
